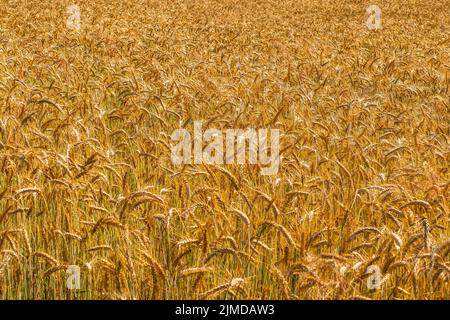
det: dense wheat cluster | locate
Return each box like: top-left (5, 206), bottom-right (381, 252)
top-left (0, 0), bottom-right (448, 300)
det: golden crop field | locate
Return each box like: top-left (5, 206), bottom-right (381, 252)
top-left (0, 0), bottom-right (448, 300)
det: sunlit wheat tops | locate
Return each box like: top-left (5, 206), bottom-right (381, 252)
top-left (0, 0), bottom-right (448, 300)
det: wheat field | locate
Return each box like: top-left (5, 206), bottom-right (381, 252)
top-left (0, 0), bottom-right (449, 300)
